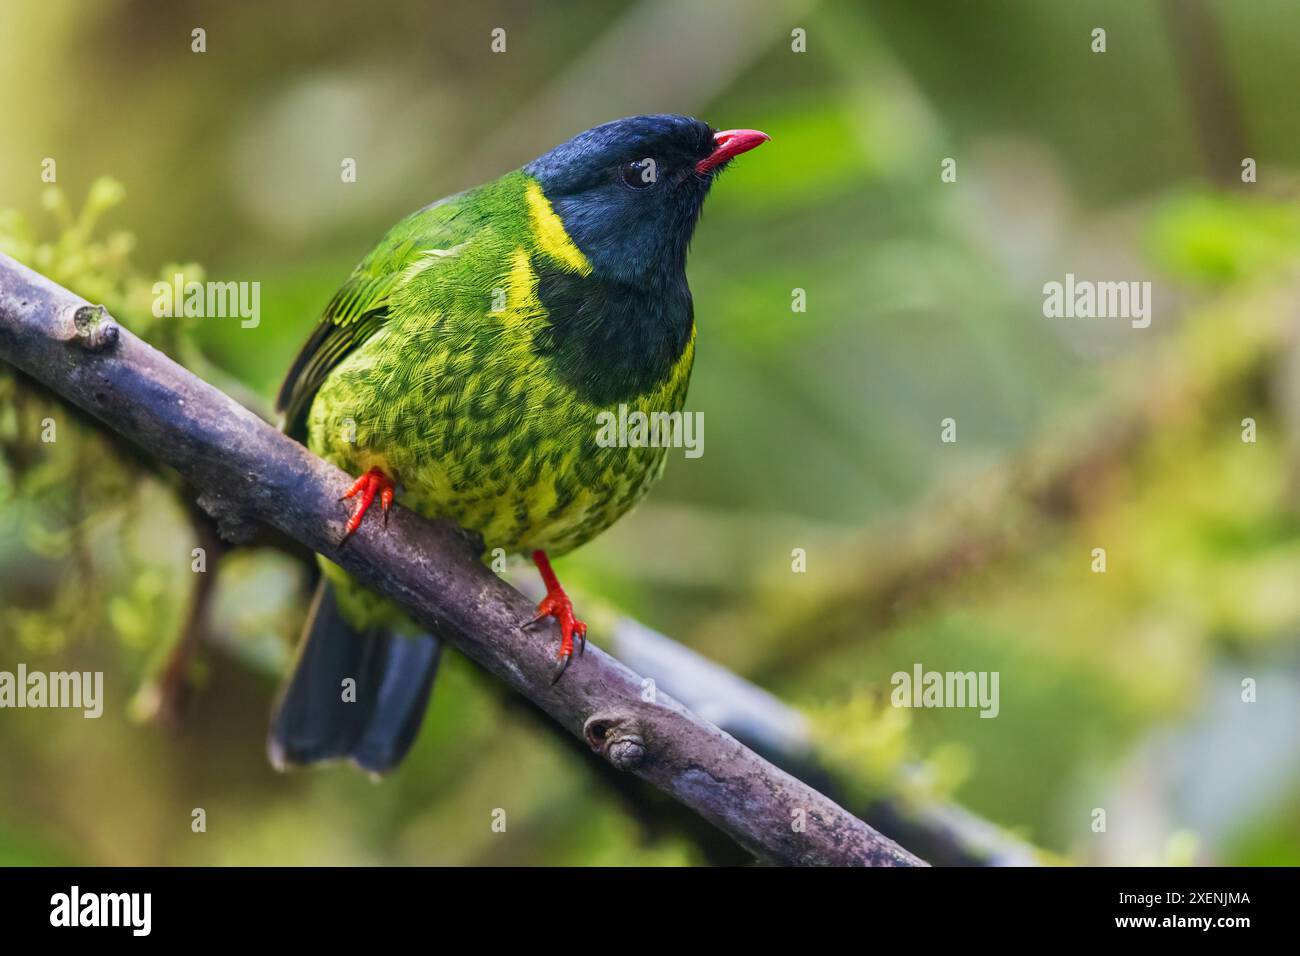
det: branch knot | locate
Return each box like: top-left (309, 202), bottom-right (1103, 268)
top-left (583, 711), bottom-right (646, 771)
top-left (70, 303), bottom-right (119, 351)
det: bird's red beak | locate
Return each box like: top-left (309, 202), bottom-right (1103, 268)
top-left (696, 128), bottom-right (770, 174)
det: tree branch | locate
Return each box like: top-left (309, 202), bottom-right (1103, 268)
top-left (0, 252), bottom-right (924, 867)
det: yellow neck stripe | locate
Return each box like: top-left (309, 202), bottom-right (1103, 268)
top-left (525, 180), bottom-right (593, 276)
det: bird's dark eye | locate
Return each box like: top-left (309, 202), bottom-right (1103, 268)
top-left (618, 159), bottom-right (658, 190)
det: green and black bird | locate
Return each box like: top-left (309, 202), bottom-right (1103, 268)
top-left (269, 114), bottom-right (769, 773)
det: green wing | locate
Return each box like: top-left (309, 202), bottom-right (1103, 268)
top-left (278, 193), bottom-right (473, 438)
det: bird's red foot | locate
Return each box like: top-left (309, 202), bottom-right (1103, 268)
top-left (523, 549), bottom-right (587, 683)
top-left (339, 467), bottom-right (395, 544)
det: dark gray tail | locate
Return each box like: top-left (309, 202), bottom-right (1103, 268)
top-left (268, 579), bottom-right (441, 775)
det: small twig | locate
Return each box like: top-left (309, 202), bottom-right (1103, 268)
top-left (1160, 0), bottom-right (1250, 186)
top-left (149, 499), bottom-right (226, 728)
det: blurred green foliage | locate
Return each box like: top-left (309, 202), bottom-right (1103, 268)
top-left (3, 0), bottom-right (1300, 866)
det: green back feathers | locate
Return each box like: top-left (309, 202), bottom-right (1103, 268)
top-left (277, 190), bottom-right (478, 437)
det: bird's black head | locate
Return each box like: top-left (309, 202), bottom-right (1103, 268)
top-left (525, 114), bottom-right (768, 288)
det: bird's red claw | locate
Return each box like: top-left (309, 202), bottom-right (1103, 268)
top-left (533, 590), bottom-right (588, 659)
top-left (340, 467), bottom-right (395, 543)
top-left (525, 590), bottom-right (587, 684)
top-left (525, 550), bottom-right (587, 682)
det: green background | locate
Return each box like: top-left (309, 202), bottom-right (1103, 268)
top-left (2, 0), bottom-right (1299, 865)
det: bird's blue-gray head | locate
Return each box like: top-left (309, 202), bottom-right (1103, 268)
top-left (524, 114), bottom-right (768, 288)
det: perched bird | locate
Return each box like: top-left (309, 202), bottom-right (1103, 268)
top-left (268, 114), bottom-right (768, 774)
